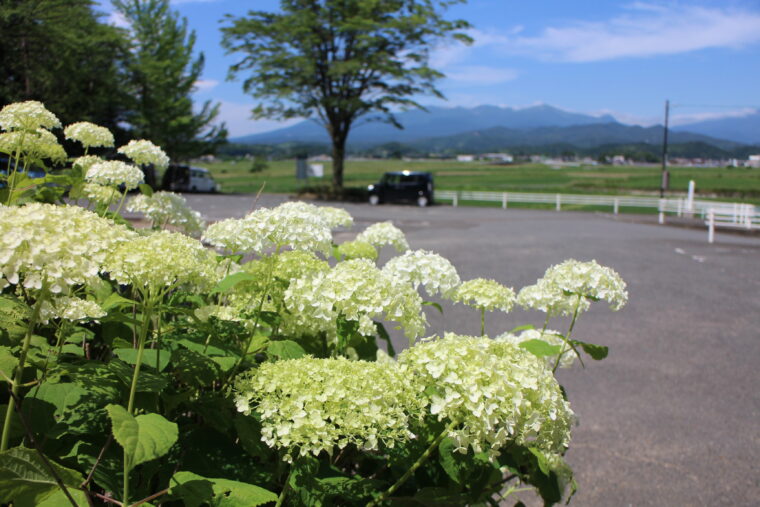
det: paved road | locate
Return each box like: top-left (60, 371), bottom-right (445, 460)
top-left (135, 194), bottom-right (760, 506)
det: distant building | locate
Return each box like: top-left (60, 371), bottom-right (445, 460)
top-left (481, 153), bottom-right (513, 163)
top-left (456, 154), bottom-right (475, 162)
top-left (611, 155), bottom-right (628, 165)
top-left (748, 155), bottom-right (760, 168)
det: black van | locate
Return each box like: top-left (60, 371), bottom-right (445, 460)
top-left (368, 171), bottom-right (434, 207)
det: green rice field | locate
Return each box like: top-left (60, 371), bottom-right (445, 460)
top-left (195, 159), bottom-right (760, 205)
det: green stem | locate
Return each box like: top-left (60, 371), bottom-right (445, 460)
top-left (480, 307), bottom-right (486, 336)
top-left (123, 298), bottom-right (154, 506)
top-left (553, 294), bottom-right (585, 373)
top-left (114, 189), bottom-right (128, 217)
top-left (275, 460), bottom-right (296, 507)
top-left (368, 421), bottom-right (457, 506)
top-left (1, 283), bottom-right (48, 451)
top-left (5, 133), bottom-right (25, 205)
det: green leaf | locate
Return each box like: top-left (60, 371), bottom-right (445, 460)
top-left (169, 471), bottom-right (277, 507)
top-left (109, 359), bottom-right (168, 393)
top-left (0, 446), bottom-right (86, 506)
top-left (139, 183), bottom-right (154, 197)
top-left (232, 416), bottom-right (268, 460)
top-left (211, 272), bottom-right (258, 294)
top-left (101, 292), bottom-right (138, 311)
top-left (0, 295), bottom-right (29, 345)
top-left (114, 347), bottom-right (171, 372)
top-left (266, 340), bottom-right (306, 360)
top-left (519, 339), bottom-right (563, 358)
top-left (438, 437), bottom-right (467, 484)
top-left (422, 301), bottom-right (444, 314)
top-left (0, 346), bottom-right (18, 383)
top-left (172, 348), bottom-right (223, 387)
top-left (572, 340), bottom-right (609, 360)
top-left (509, 324), bottom-right (535, 333)
top-left (105, 404), bottom-right (178, 471)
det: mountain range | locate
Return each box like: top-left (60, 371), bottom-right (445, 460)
top-left (230, 104), bottom-right (760, 152)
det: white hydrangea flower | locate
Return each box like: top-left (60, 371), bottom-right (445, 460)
top-left (105, 230), bottom-right (219, 295)
top-left (283, 258), bottom-right (426, 341)
top-left (0, 101), bottom-right (61, 131)
top-left (496, 329), bottom-right (579, 369)
top-left (356, 221), bottom-right (409, 252)
top-left (399, 333), bottom-right (574, 460)
top-left (308, 204), bottom-right (353, 229)
top-left (233, 356), bottom-right (425, 461)
top-left (336, 240), bottom-right (378, 261)
top-left (0, 203), bottom-right (135, 293)
top-left (452, 278), bottom-right (516, 312)
top-left (117, 139), bottom-right (170, 170)
top-left (382, 250), bottom-right (461, 297)
top-left (64, 122), bottom-right (114, 148)
top-left (40, 296), bottom-right (106, 322)
top-left (0, 129), bottom-right (66, 162)
top-left (194, 304), bottom-right (242, 323)
top-left (82, 183), bottom-right (122, 205)
top-left (518, 259), bottom-right (627, 316)
top-left (73, 155), bottom-right (103, 172)
top-left (127, 191), bottom-right (205, 237)
top-left (86, 160), bottom-right (144, 190)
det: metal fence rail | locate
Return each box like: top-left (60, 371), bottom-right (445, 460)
top-left (435, 190), bottom-right (758, 222)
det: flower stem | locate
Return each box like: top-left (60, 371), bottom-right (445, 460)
top-left (480, 307), bottom-right (486, 336)
top-left (368, 421), bottom-right (457, 506)
top-left (275, 460), bottom-right (296, 507)
top-left (1, 283), bottom-right (48, 451)
top-left (553, 294), bottom-right (585, 373)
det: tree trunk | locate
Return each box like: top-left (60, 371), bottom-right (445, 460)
top-left (331, 135), bottom-right (346, 194)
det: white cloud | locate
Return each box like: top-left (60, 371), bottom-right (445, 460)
top-left (444, 66), bottom-right (518, 85)
top-left (216, 101), bottom-right (302, 138)
top-left (194, 79), bottom-right (219, 92)
top-left (107, 10), bottom-right (129, 28)
top-left (671, 108), bottom-right (758, 126)
top-left (505, 3), bottom-right (760, 62)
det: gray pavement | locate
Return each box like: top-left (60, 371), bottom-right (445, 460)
top-left (138, 194), bottom-right (760, 506)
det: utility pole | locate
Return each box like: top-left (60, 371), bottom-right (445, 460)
top-left (660, 99), bottom-right (670, 198)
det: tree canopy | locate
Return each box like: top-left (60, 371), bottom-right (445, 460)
top-left (221, 0), bottom-right (470, 191)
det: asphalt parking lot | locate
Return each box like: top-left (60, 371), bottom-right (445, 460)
top-left (134, 194), bottom-right (760, 506)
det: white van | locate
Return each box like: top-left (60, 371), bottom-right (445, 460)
top-left (162, 165), bottom-right (219, 193)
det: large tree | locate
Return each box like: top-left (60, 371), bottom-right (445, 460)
top-left (221, 0), bottom-right (470, 192)
top-left (0, 0), bottom-right (131, 135)
top-left (114, 0), bottom-right (227, 161)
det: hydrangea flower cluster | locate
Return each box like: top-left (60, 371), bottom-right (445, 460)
top-left (0, 203), bottom-right (134, 293)
top-left (453, 278), bottom-right (516, 312)
top-left (0, 101), bottom-right (61, 131)
top-left (283, 258), bottom-right (426, 340)
top-left (40, 296), bottom-right (106, 323)
top-left (86, 161), bottom-right (144, 191)
top-left (127, 192), bottom-right (205, 236)
top-left (518, 259), bottom-right (628, 316)
top-left (0, 129), bottom-right (66, 163)
top-left (73, 155), bottom-right (103, 172)
top-left (399, 333), bottom-right (574, 459)
top-left (117, 139), bottom-right (170, 170)
top-left (336, 240), bottom-right (378, 261)
top-left (233, 356), bottom-right (425, 461)
top-left (64, 122), bottom-right (114, 148)
top-left (382, 250), bottom-right (461, 297)
top-left (105, 230), bottom-right (219, 295)
top-left (204, 202), bottom-right (336, 255)
top-left (82, 183), bottom-right (123, 206)
top-left (356, 221), bottom-right (409, 252)
top-left (496, 329), bottom-right (579, 369)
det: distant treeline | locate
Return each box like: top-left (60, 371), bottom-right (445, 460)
top-left (218, 140), bottom-right (760, 163)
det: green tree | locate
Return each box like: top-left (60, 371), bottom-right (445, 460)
top-left (221, 0), bottom-right (470, 192)
top-left (0, 0), bottom-right (131, 136)
top-left (114, 0), bottom-right (226, 162)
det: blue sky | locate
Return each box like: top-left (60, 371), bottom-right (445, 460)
top-left (105, 0), bottom-right (760, 138)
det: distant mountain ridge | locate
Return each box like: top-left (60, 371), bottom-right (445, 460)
top-left (673, 111), bottom-right (760, 145)
top-left (232, 104), bottom-right (618, 145)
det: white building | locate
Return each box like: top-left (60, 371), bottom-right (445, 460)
top-left (748, 155), bottom-right (760, 168)
top-left (456, 154), bottom-right (475, 162)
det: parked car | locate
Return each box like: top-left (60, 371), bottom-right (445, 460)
top-left (367, 171), bottom-right (434, 207)
top-left (162, 165), bottom-right (219, 193)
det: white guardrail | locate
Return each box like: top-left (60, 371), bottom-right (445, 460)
top-left (436, 190), bottom-right (760, 242)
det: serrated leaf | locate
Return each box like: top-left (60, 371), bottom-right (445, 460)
top-left (172, 348), bottom-right (222, 387)
top-left (519, 339), bottom-right (563, 358)
top-left (233, 416), bottom-right (268, 460)
top-left (114, 347), bottom-right (171, 372)
top-left (211, 272), bottom-right (258, 294)
top-left (0, 446), bottom-right (86, 506)
top-left (109, 359), bottom-right (168, 393)
top-left (139, 183), bottom-right (154, 197)
top-left (170, 470), bottom-right (277, 507)
top-left (101, 292), bottom-right (138, 311)
top-left (438, 437), bottom-right (467, 484)
top-left (266, 340), bottom-right (305, 360)
top-left (0, 346), bottom-right (18, 382)
top-left (106, 405), bottom-right (178, 471)
top-left (572, 340), bottom-right (609, 360)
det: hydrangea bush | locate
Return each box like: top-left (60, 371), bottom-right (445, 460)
top-left (0, 102), bottom-right (628, 506)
